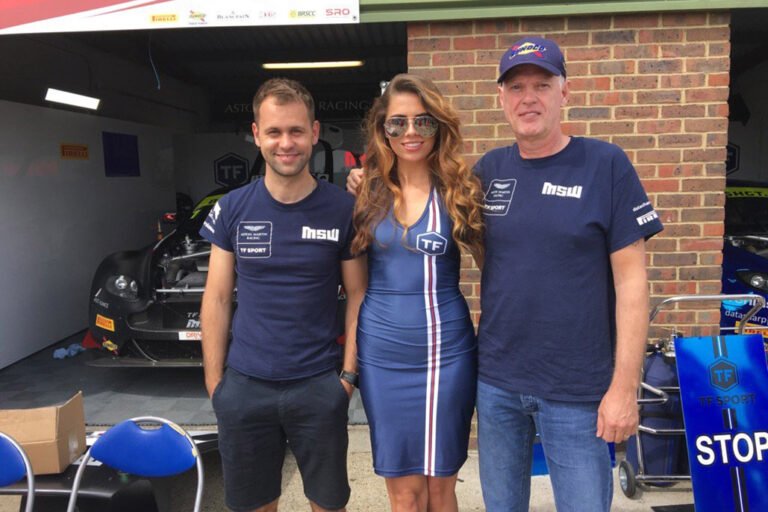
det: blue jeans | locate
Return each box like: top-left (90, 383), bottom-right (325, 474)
top-left (477, 380), bottom-right (613, 512)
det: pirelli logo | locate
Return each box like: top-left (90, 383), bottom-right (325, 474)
top-left (95, 314), bottom-right (115, 332)
top-left (636, 210), bottom-right (659, 226)
top-left (151, 14), bottom-right (178, 23)
top-left (61, 144), bottom-right (89, 160)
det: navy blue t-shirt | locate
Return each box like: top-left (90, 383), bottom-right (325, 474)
top-left (475, 137), bottom-right (663, 401)
top-left (200, 179), bottom-right (355, 380)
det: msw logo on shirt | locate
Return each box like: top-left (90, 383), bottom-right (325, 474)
top-left (541, 182), bottom-right (583, 199)
top-left (302, 226), bottom-right (339, 242)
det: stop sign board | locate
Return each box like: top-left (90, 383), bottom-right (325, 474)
top-left (214, 153), bottom-right (249, 187)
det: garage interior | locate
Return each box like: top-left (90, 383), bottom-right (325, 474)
top-left (1, 8), bottom-right (768, 426)
top-left (0, 20), bottom-right (406, 425)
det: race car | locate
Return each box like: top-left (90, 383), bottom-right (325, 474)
top-left (87, 187), bottom-right (233, 366)
top-left (720, 180), bottom-right (768, 339)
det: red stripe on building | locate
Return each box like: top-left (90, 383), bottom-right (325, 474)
top-left (0, 0), bottom-right (170, 30)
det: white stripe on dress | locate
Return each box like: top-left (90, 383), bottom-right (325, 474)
top-left (422, 190), bottom-right (442, 476)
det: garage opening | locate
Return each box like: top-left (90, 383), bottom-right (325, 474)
top-left (0, 20), bottom-right (405, 426)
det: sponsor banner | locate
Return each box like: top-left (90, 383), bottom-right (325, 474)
top-left (0, 0), bottom-right (359, 34)
top-left (61, 144), bottom-right (89, 160)
top-left (95, 314), bottom-right (115, 332)
top-left (178, 331), bottom-right (202, 341)
top-left (675, 334), bottom-right (768, 511)
top-left (720, 260), bottom-right (768, 338)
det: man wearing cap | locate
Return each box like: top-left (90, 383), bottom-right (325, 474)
top-left (473, 37), bottom-right (663, 511)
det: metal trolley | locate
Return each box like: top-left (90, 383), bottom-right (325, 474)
top-left (618, 294), bottom-right (766, 498)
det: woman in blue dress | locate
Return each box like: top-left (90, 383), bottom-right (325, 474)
top-left (350, 74), bottom-right (485, 512)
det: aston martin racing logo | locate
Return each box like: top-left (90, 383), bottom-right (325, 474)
top-left (238, 221), bottom-right (272, 258)
top-left (483, 179), bottom-right (516, 216)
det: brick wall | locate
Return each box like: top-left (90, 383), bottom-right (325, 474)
top-left (408, 12), bottom-right (731, 339)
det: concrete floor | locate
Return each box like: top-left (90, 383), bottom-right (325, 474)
top-left (0, 425), bottom-right (694, 511)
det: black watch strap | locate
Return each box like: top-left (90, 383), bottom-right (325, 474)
top-left (339, 370), bottom-right (359, 387)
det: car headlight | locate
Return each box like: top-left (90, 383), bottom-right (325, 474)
top-left (737, 270), bottom-right (768, 292)
top-left (106, 274), bottom-right (139, 300)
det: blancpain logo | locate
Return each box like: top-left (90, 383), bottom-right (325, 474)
top-left (636, 210), bottom-right (659, 225)
top-left (217, 11), bottom-right (249, 21)
top-left (542, 182), bottom-right (583, 199)
top-left (302, 226), bottom-right (339, 241)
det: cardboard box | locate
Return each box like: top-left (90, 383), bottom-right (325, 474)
top-left (0, 391), bottom-right (86, 474)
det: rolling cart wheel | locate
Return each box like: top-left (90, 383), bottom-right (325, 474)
top-left (619, 459), bottom-right (638, 498)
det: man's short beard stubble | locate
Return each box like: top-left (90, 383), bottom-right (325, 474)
top-left (262, 149), bottom-right (312, 179)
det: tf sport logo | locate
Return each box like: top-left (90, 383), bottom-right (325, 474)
top-left (709, 359), bottom-right (739, 392)
top-left (417, 232), bottom-right (448, 256)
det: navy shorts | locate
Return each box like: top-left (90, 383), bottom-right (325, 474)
top-left (212, 367), bottom-right (351, 511)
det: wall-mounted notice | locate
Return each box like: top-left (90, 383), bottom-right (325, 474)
top-left (103, 131), bottom-right (139, 178)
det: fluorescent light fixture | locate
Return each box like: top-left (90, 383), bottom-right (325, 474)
top-left (262, 60), bottom-right (364, 70)
top-left (45, 88), bottom-right (100, 110)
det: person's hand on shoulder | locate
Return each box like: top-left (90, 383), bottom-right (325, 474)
top-left (347, 168), bottom-right (364, 196)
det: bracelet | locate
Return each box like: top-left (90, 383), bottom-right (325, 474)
top-left (339, 370), bottom-right (359, 387)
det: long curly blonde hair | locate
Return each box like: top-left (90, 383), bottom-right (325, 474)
top-left (351, 73), bottom-right (484, 264)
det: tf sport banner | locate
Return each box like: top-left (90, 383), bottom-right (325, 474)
top-left (675, 334), bottom-right (768, 512)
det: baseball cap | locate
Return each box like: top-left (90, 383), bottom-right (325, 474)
top-left (497, 36), bottom-right (566, 82)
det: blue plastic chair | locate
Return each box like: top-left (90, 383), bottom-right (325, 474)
top-left (66, 416), bottom-right (203, 512)
top-left (0, 431), bottom-right (35, 512)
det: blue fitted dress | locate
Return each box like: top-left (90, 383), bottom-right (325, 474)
top-left (357, 188), bottom-right (477, 477)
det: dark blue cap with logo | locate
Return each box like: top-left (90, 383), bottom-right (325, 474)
top-left (497, 36), bottom-right (566, 82)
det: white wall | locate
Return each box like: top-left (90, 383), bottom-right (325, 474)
top-left (174, 133), bottom-right (258, 202)
top-left (0, 100), bottom-right (176, 368)
top-left (728, 60), bottom-right (768, 182)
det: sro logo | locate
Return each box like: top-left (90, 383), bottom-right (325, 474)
top-left (326, 8), bottom-right (351, 16)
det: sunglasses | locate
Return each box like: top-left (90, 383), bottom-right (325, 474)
top-left (383, 115), bottom-right (439, 138)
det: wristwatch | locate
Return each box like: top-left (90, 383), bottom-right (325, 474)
top-left (339, 370), bottom-right (359, 388)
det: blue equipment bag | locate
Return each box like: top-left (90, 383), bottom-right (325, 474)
top-left (625, 350), bottom-right (688, 482)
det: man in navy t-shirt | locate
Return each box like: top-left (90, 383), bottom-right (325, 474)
top-left (474, 37), bottom-right (663, 511)
top-left (200, 78), bottom-right (366, 512)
